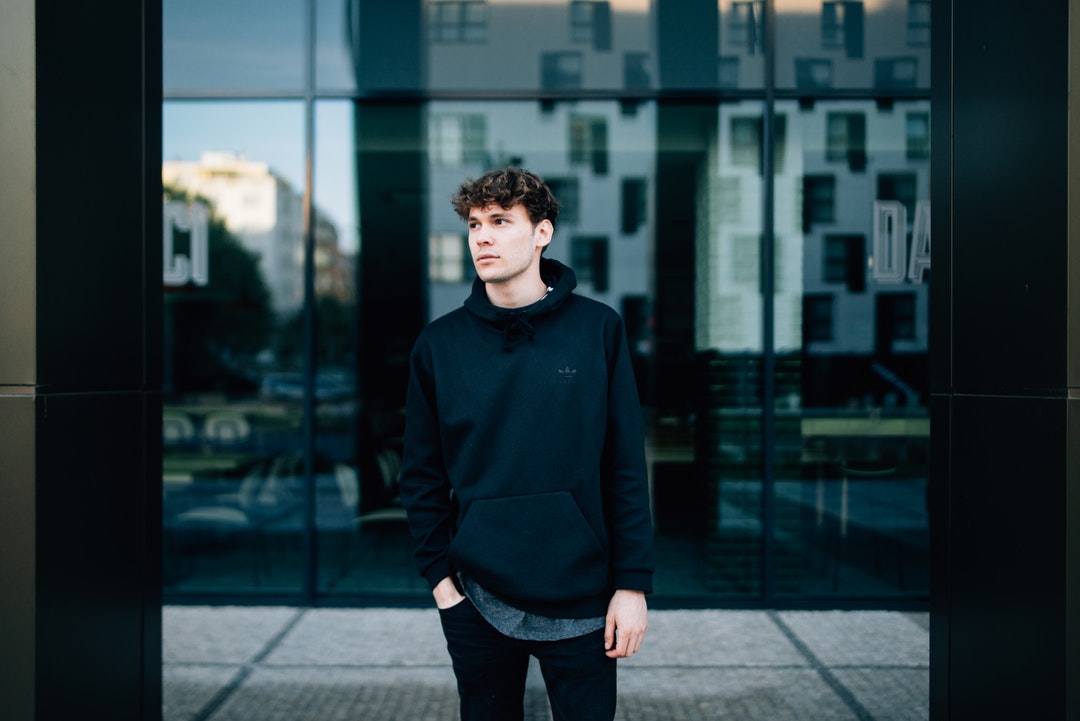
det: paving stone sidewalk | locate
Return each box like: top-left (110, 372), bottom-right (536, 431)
top-left (164, 607), bottom-right (929, 721)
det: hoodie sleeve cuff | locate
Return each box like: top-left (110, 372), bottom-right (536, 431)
top-left (424, 561), bottom-right (454, 591)
top-left (613, 570), bottom-right (653, 594)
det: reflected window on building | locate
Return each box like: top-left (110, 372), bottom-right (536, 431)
top-left (877, 172), bottom-right (917, 218)
top-left (547, 177), bottom-right (581, 225)
top-left (728, 114), bottom-right (785, 175)
top-left (570, 1), bottom-right (612, 51)
top-left (431, 1), bottom-right (488, 43)
top-left (907, 0), bottom-right (931, 47)
top-left (731, 116), bottom-right (761, 168)
top-left (804, 294), bottom-right (834, 342)
top-left (429, 233), bottom-right (473, 283)
top-left (796, 59), bottom-right (834, 90)
top-left (728, 1), bottom-right (764, 55)
top-left (543, 52), bottom-right (584, 90)
top-left (906, 112), bottom-right (930, 160)
top-left (621, 178), bottom-right (647, 234)
top-left (718, 177), bottom-right (742, 223)
top-left (430, 113), bottom-right (487, 165)
top-left (877, 293), bottom-right (917, 345)
top-left (732, 234), bottom-right (762, 289)
top-left (569, 114), bottom-right (609, 174)
top-left (824, 234), bottom-right (866, 292)
top-left (875, 57), bottom-right (918, 90)
top-left (803, 175), bottom-right (836, 231)
top-left (719, 57), bottom-right (740, 88)
top-left (822, 1), bottom-right (864, 58)
top-left (826, 111), bottom-right (867, 171)
top-left (572, 236), bottom-right (610, 291)
top-left (624, 52), bottom-right (651, 90)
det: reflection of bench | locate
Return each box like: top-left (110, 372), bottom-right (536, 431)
top-left (164, 452), bottom-right (302, 586)
top-left (162, 410), bottom-right (196, 445)
top-left (202, 411), bottom-right (251, 444)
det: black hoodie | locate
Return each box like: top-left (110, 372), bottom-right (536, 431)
top-left (400, 259), bottom-right (655, 618)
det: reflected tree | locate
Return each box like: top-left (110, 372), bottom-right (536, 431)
top-left (164, 185), bottom-right (274, 396)
top-left (277, 294), bottom-right (353, 368)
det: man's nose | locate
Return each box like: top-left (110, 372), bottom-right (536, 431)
top-left (473, 228), bottom-right (493, 245)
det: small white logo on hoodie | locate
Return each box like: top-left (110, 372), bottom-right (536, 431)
top-left (557, 365), bottom-right (577, 384)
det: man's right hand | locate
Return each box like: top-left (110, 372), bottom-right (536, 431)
top-left (433, 576), bottom-right (466, 609)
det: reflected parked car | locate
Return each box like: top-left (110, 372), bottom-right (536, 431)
top-left (259, 371), bottom-right (354, 402)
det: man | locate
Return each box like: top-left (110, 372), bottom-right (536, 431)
top-left (399, 168), bottom-right (654, 721)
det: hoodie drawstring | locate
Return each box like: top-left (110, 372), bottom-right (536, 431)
top-left (498, 311), bottom-right (536, 352)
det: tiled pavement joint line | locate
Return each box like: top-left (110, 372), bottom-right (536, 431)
top-left (767, 611), bottom-right (876, 721)
top-left (188, 609), bottom-right (308, 721)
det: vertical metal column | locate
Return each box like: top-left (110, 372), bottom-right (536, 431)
top-left (760, 0), bottom-right (778, 604)
top-left (301, 0), bottom-right (319, 602)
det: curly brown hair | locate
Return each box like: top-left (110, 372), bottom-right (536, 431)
top-left (451, 167), bottom-right (560, 226)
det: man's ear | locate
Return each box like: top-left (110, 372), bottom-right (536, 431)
top-left (534, 218), bottom-right (554, 251)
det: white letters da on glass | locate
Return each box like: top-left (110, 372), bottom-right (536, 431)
top-left (163, 201), bottom-right (209, 287)
top-left (871, 200), bottom-right (931, 285)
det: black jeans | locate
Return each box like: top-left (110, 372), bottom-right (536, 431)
top-left (438, 598), bottom-right (617, 721)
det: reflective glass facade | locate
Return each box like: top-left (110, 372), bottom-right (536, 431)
top-left (161, 0), bottom-right (930, 606)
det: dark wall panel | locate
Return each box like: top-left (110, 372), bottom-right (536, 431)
top-left (948, 394), bottom-right (1066, 719)
top-left (35, 0), bottom-right (158, 389)
top-left (35, 392), bottom-right (160, 721)
top-left (927, 394), bottom-right (949, 720)
top-left (949, 0), bottom-right (1068, 396)
top-left (28, 2), bottom-right (162, 720)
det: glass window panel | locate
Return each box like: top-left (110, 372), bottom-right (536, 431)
top-left (160, 0), bottom-right (932, 609)
top-left (776, 0), bottom-right (930, 91)
top-left (163, 0), bottom-right (305, 93)
top-left (720, 0), bottom-right (766, 88)
top-left (316, 0), bottom-right (359, 91)
top-left (312, 101), bottom-right (396, 595)
top-left (425, 0), bottom-right (652, 92)
top-left (774, 99), bottom-right (930, 599)
top-left (162, 101), bottom-right (307, 595)
top-left (675, 101), bottom-right (769, 598)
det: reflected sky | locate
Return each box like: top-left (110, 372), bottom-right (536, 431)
top-left (163, 0), bottom-right (305, 92)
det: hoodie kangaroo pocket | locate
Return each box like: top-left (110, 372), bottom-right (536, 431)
top-left (449, 491), bottom-right (608, 604)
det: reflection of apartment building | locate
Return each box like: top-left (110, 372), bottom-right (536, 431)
top-left (771, 0), bottom-right (931, 91)
top-left (427, 0), bottom-right (653, 91)
top-left (798, 103), bottom-right (930, 354)
top-left (163, 151), bottom-right (353, 314)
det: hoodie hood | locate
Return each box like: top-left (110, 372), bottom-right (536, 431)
top-left (463, 258), bottom-right (578, 351)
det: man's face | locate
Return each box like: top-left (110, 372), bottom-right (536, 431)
top-left (467, 204), bottom-right (552, 286)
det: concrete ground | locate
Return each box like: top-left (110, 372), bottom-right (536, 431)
top-left (164, 606), bottom-right (929, 721)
